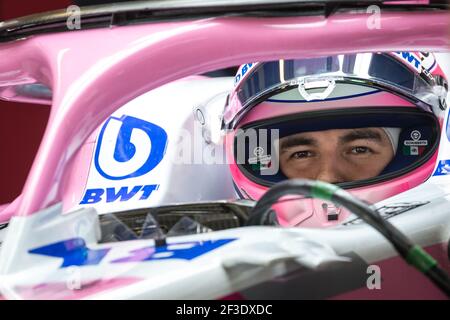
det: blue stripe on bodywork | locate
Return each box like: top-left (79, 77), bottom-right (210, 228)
top-left (29, 237), bottom-right (236, 268)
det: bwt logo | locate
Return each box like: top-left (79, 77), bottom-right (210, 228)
top-left (80, 185), bottom-right (159, 204)
top-left (94, 115), bottom-right (168, 180)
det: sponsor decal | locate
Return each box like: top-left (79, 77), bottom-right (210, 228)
top-left (28, 238), bottom-right (236, 268)
top-left (94, 115), bottom-right (168, 180)
top-left (402, 130), bottom-right (427, 156)
top-left (343, 202), bottom-right (429, 226)
top-left (393, 52), bottom-right (435, 83)
top-left (79, 185), bottom-right (159, 205)
top-left (433, 159), bottom-right (450, 176)
top-left (234, 63), bottom-right (255, 86)
top-left (417, 52), bottom-right (437, 73)
top-left (394, 52), bottom-right (421, 72)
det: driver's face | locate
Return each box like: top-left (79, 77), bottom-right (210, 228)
top-left (279, 128), bottom-right (395, 183)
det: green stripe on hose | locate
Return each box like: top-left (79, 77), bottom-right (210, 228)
top-left (406, 245), bottom-right (438, 273)
top-left (311, 181), bottom-right (341, 201)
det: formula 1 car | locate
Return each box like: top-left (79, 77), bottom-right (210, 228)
top-left (0, 0), bottom-right (449, 300)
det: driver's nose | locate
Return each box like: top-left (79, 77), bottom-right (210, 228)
top-left (315, 159), bottom-right (345, 184)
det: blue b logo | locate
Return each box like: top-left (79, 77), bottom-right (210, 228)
top-left (94, 115), bottom-right (168, 180)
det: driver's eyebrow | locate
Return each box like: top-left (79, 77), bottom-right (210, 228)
top-left (280, 136), bottom-right (317, 151)
top-left (339, 129), bottom-right (383, 144)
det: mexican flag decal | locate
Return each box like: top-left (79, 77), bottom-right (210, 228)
top-left (403, 145), bottom-right (425, 156)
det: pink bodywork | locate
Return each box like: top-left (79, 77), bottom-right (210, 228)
top-left (0, 11), bottom-right (448, 225)
top-left (11, 277), bottom-right (142, 300)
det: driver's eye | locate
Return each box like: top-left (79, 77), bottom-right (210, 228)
top-left (350, 146), bottom-right (371, 154)
top-left (291, 151), bottom-right (313, 159)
